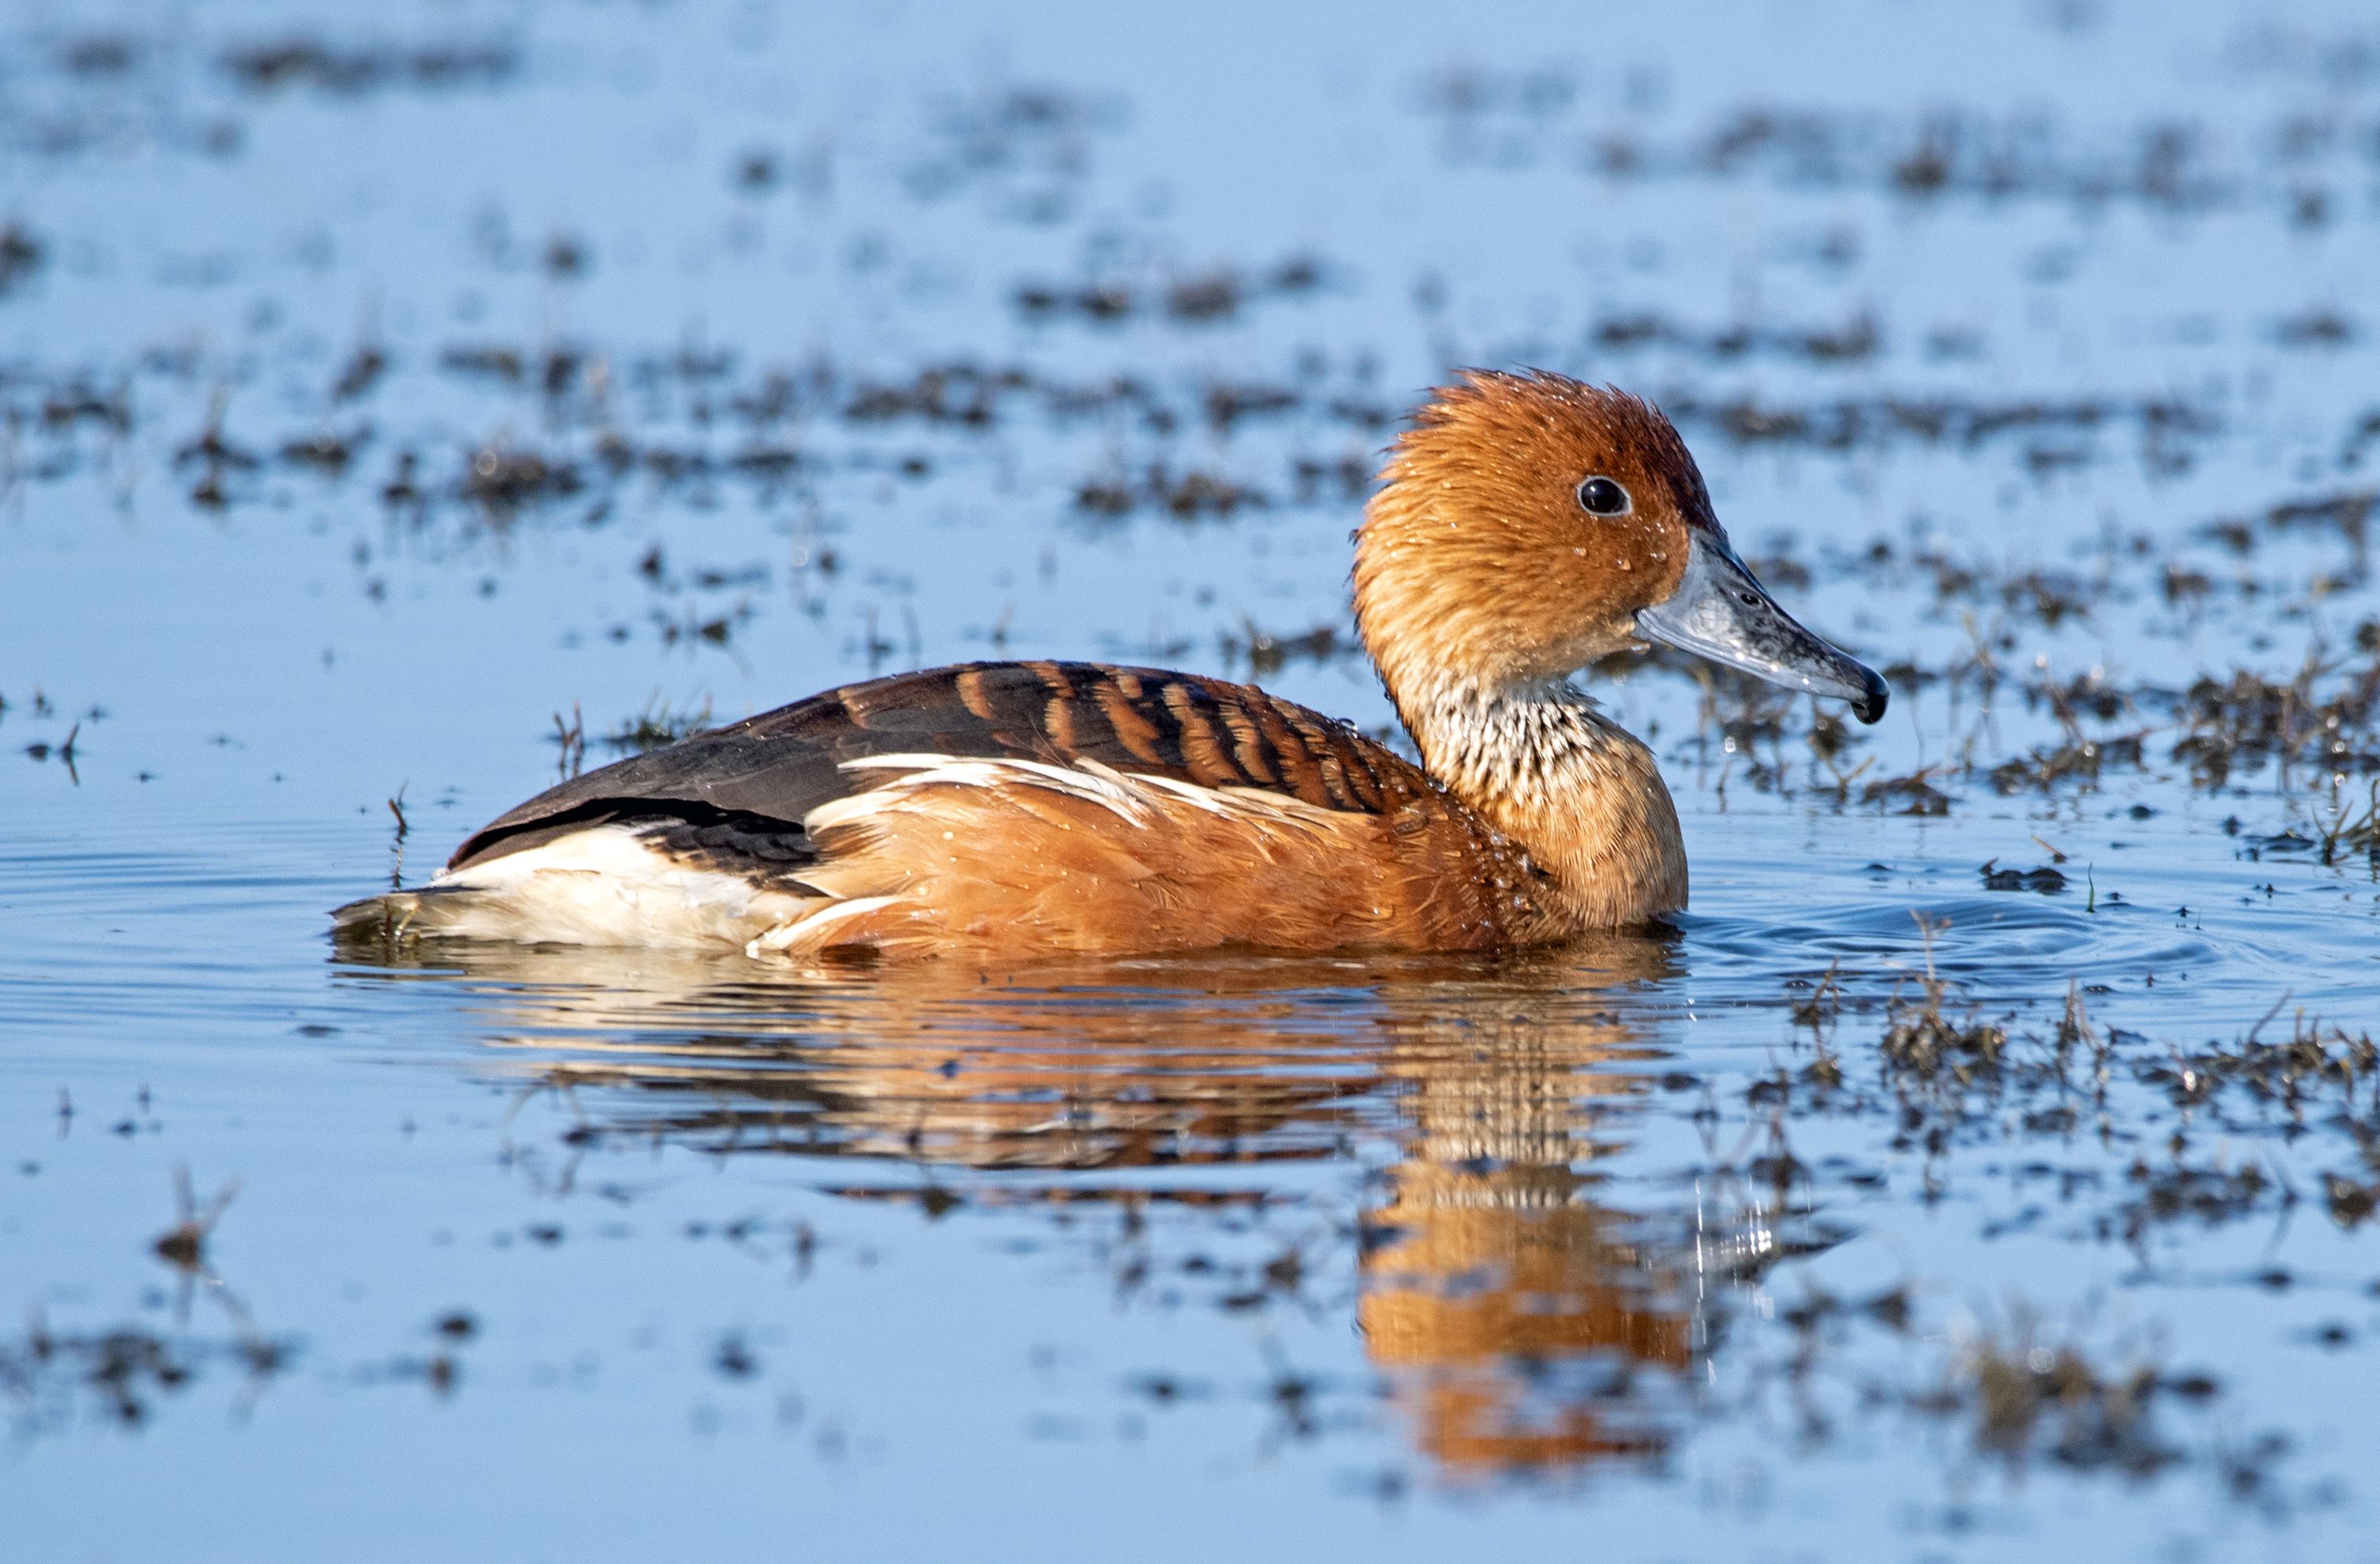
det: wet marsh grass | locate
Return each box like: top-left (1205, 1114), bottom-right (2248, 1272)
top-left (8, 231), bottom-right (2375, 855)
top-left (1770, 941), bottom-right (2380, 1268)
top-left (1936, 1313), bottom-right (2181, 1480)
top-left (1749, 1284), bottom-right (2247, 1489)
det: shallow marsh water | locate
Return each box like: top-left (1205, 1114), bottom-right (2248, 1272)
top-left (6, 1), bottom-right (2380, 1558)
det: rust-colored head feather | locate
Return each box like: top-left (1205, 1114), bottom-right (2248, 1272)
top-left (1353, 370), bottom-right (1718, 705)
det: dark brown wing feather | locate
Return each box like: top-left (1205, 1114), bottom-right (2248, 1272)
top-left (447, 661), bottom-right (1434, 872)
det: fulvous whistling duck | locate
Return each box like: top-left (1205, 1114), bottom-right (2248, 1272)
top-left (336, 371), bottom-right (1886, 960)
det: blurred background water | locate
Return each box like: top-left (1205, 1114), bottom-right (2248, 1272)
top-left (6, 1), bottom-right (2380, 1558)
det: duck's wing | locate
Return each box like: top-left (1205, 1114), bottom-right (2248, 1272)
top-left (447, 659), bottom-right (1427, 872)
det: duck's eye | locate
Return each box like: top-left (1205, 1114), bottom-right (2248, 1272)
top-left (1576, 476), bottom-right (1631, 516)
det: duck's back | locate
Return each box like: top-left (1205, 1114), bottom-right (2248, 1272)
top-left (337, 661), bottom-right (1558, 960)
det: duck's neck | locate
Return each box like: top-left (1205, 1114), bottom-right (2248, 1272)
top-left (1388, 668), bottom-right (1687, 927)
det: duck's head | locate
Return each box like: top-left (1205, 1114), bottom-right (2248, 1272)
top-left (1353, 370), bottom-right (1887, 724)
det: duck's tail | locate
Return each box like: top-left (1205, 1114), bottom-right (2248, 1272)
top-left (328, 884), bottom-right (485, 947)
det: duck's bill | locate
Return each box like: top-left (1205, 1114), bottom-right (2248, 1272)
top-left (1634, 531), bottom-right (1889, 724)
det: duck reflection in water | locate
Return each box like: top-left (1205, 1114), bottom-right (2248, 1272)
top-left (337, 932), bottom-right (1825, 1476)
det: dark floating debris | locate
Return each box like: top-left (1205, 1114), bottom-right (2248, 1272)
top-left (23, 722), bottom-right (81, 782)
top-left (1075, 465), bottom-right (1267, 521)
top-left (219, 36), bottom-right (520, 96)
top-left (2170, 658), bottom-right (2380, 789)
top-left (60, 36), bottom-right (140, 75)
top-left (1418, 81), bottom-right (2337, 218)
top-left (0, 1169), bottom-right (299, 1435)
top-left (152, 1168), bottom-right (238, 1274)
top-left (1015, 255), bottom-right (1325, 327)
top-left (440, 343), bottom-right (526, 384)
top-left (1221, 620), bottom-right (1345, 676)
top-left (2274, 308), bottom-right (2356, 350)
top-left (0, 223), bottom-right (44, 298)
top-left (1980, 859), bottom-right (2068, 894)
top-left (1661, 389), bottom-right (2216, 461)
top-left (1878, 927), bottom-right (2008, 1083)
top-left (1589, 307), bottom-right (1880, 364)
top-left (0, 1316), bottom-right (295, 1432)
top-left (903, 82), bottom-right (1123, 224)
top-left (1861, 769), bottom-right (1952, 816)
top-left (1943, 1317), bottom-right (2185, 1479)
top-left (542, 233), bottom-right (588, 279)
top-left (461, 441), bottom-right (581, 513)
top-left (330, 343), bottom-right (388, 403)
top-left (600, 696), bottom-right (714, 755)
top-left (844, 364), bottom-right (1023, 426)
top-left (734, 148), bottom-right (778, 191)
top-left (280, 429), bottom-right (363, 475)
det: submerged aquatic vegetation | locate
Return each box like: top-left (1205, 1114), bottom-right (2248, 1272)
top-left (1876, 921), bottom-right (2009, 1087)
top-left (1860, 767), bottom-right (1953, 815)
top-left (1933, 1313), bottom-right (2181, 1478)
top-left (600, 696), bottom-right (715, 755)
top-left (0, 222), bottom-right (44, 297)
top-left (2169, 657), bottom-right (2380, 788)
top-left (2139, 1003), bottom-right (2380, 1125)
top-left (1980, 860), bottom-right (2068, 893)
top-left (1219, 619), bottom-right (1346, 677)
top-left (1015, 255), bottom-right (1324, 327)
top-left (4, 1172), bottom-right (294, 1439)
top-left (0, 1317), bottom-right (294, 1432)
top-left (218, 36), bottom-right (519, 96)
top-left (460, 441), bottom-right (583, 515)
top-left (1073, 463), bottom-right (1269, 520)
